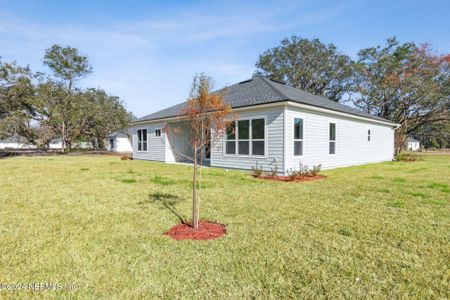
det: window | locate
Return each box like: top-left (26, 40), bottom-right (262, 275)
top-left (367, 129), bottom-right (371, 141)
top-left (238, 120), bottom-right (250, 155)
top-left (225, 122), bottom-right (236, 154)
top-left (251, 119), bottom-right (265, 155)
top-left (293, 118), bottom-right (303, 156)
top-left (137, 129), bottom-right (147, 151)
top-left (329, 123), bottom-right (336, 154)
top-left (225, 118), bottom-right (265, 156)
top-left (109, 138), bottom-right (114, 150)
top-left (155, 129), bottom-right (161, 137)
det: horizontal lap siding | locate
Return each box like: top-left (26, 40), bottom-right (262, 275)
top-left (210, 107), bottom-right (284, 172)
top-left (285, 107), bottom-right (395, 171)
top-left (130, 123), bottom-right (165, 161)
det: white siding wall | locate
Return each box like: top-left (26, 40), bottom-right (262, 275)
top-left (210, 106), bottom-right (284, 172)
top-left (285, 106), bottom-right (395, 171)
top-left (130, 123), bottom-right (165, 161)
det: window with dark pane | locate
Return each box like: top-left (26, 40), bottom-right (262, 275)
top-left (294, 118), bottom-right (303, 156)
top-left (226, 122), bottom-right (236, 154)
top-left (251, 118), bottom-right (265, 155)
top-left (329, 123), bottom-right (336, 154)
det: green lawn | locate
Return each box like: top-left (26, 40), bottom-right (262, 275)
top-left (0, 154), bottom-right (449, 299)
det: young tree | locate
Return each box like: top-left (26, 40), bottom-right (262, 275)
top-left (255, 36), bottom-right (354, 102)
top-left (165, 74), bottom-right (231, 229)
top-left (350, 38), bottom-right (450, 153)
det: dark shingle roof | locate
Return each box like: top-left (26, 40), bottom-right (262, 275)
top-left (134, 75), bottom-right (396, 124)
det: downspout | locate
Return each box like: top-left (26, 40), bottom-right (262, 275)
top-left (283, 104), bottom-right (288, 175)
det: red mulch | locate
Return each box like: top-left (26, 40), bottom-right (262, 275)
top-left (163, 221), bottom-right (226, 241)
top-left (256, 175), bottom-right (326, 182)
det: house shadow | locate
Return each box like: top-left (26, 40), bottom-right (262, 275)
top-left (138, 192), bottom-right (187, 224)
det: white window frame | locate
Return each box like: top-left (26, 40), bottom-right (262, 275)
top-left (293, 116), bottom-right (304, 157)
top-left (136, 128), bottom-right (148, 152)
top-left (328, 122), bottom-right (336, 155)
top-left (223, 116), bottom-right (267, 158)
top-left (155, 128), bottom-right (162, 138)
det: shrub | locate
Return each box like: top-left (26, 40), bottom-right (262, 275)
top-left (286, 169), bottom-right (297, 181)
top-left (309, 164), bottom-right (322, 177)
top-left (396, 152), bottom-right (417, 162)
top-left (121, 154), bottom-right (133, 160)
top-left (269, 164), bottom-right (278, 178)
top-left (251, 165), bottom-right (264, 178)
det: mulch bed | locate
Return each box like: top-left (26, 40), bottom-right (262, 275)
top-left (256, 175), bottom-right (326, 182)
top-left (164, 221), bottom-right (226, 241)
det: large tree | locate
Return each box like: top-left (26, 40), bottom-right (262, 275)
top-left (0, 60), bottom-right (38, 143)
top-left (350, 38), bottom-right (450, 153)
top-left (76, 88), bottom-right (133, 149)
top-left (255, 36), bottom-right (354, 102)
top-left (43, 45), bottom-right (92, 91)
top-left (42, 45), bottom-right (92, 151)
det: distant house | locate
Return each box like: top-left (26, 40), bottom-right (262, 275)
top-left (407, 137), bottom-right (421, 151)
top-left (0, 136), bottom-right (36, 150)
top-left (129, 75), bottom-right (399, 173)
top-left (106, 132), bottom-right (132, 152)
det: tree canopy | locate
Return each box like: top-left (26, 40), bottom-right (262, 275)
top-left (255, 36), bottom-right (354, 102)
top-left (350, 38), bottom-right (449, 152)
top-left (0, 45), bottom-right (132, 151)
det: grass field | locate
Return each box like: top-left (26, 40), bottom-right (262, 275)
top-left (0, 154), bottom-right (449, 299)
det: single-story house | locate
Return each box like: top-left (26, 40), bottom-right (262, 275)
top-left (129, 75), bottom-right (398, 173)
top-left (106, 132), bottom-right (132, 152)
top-left (407, 137), bottom-right (421, 151)
top-left (0, 136), bottom-right (37, 150)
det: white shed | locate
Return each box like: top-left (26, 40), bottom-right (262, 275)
top-left (407, 137), bottom-right (421, 151)
top-left (106, 132), bottom-right (132, 153)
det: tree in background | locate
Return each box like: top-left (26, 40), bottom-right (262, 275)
top-left (43, 45), bottom-right (92, 91)
top-left (350, 38), bottom-right (450, 153)
top-left (165, 74), bottom-right (231, 229)
top-left (1, 45), bottom-right (131, 151)
top-left (0, 60), bottom-right (38, 143)
top-left (77, 88), bottom-right (134, 149)
top-left (42, 45), bottom-right (93, 152)
top-left (256, 36), bottom-right (354, 102)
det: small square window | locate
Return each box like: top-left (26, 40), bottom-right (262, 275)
top-left (155, 129), bottom-right (161, 137)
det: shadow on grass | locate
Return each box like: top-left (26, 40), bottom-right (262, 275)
top-left (139, 193), bottom-right (187, 224)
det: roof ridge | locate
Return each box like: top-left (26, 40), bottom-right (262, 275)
top-left (257, 76), bottom-right (290, 101)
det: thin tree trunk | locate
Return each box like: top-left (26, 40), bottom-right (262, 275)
top-left (192, 146), bottom-right (199, 229)
top-left (61, 121), bottom-right (66, 153)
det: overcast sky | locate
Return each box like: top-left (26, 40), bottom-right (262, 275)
top-left (1, 0), bottom-right (449, 117)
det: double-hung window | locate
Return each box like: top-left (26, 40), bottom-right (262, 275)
top-left (137, 129), bottom-right (147, 151)
top-left (225, 118), bottom-right (265, 156)
top-left (225, 122), bottom-right (236, 154)
top-left (251, 119), bottom-right (265, 155)
top-left (329, 123), bottom-right (336, 154)
top-left (367, 129), bottom-right (371, 141)
top-left (293, 118), bottom-right (304, 156)
top-left (238, 120), bottom-right (250, 155)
